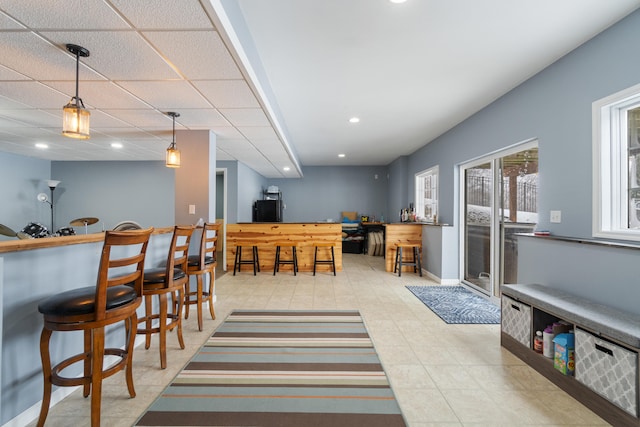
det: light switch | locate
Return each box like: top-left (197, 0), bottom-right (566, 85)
top-left (189, 204), bottom-right (196, 215)
top-left (550, 210), bottom-right (561, 223)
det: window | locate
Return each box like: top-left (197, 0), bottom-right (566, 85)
top-left (593, 82), bottom-right (640, 241)
top-left (415, 165), bottom-right (438, 222)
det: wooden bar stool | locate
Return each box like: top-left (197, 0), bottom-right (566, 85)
top-left (394, 243), bottom-right (423, 277)
top-left (137, 225), bottom-right (194, 369)
top-left (185, 222), bottom-right (220, 331)
top-left (273, 241), bottom-right (298, 275)
top-left (233, 243), bottom-right (260, 275)
top-left (313, 242), bottom-right (336, 276)
top-left (37, 227), bottom-right (153, 427)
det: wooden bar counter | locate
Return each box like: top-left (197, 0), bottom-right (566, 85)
top-left (226, 223), bottom-right (342, 273)
top-left (384, 223), bottom-right (423, 272)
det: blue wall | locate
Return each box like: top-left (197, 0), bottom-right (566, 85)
top-left (51, 161), bottom-right (175, 231)
top-left (268, 166), bottom-right (389, 223)
top-left (0, 152), bottom-right (51, 241)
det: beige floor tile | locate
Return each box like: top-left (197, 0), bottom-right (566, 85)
top-left (27, 254), bottom-right (612, 427)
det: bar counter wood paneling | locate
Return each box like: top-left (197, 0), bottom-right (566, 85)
top-left (384, 223), bottom-right (423, 272)
top-left (226, 223), bottom-right (342, 273)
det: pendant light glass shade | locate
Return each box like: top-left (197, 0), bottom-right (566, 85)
top-left (62, 101), bottom-right (90, 139)
top-left (166, 142), bottom-right (180, 168)
top-left (62, 44), bottom-right (91, 139)
top-left (165, 112), bottom-right (181, 168)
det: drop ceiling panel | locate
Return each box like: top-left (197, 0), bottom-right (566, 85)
top-left (99, 109), bottom-right (172, 128)
top-left (220, 108), bottom-right (270, 127)
top-left (238, 126), bottom-right (278, 140)
top-left (43, 81), bottom-right (153, 110)
top-left (0, 0), bottom-right (130, 30)
top-left (0, 10), bottom-right (24, 29)
top-left (144, 31), bottom-right (242, 80)
top-left (211, 126), bottom-right (244, 140)
top-left (41, 31), bottom-right (181, 81)
top-left (171, 108), bottom-right (231, 128)
top-left (109, 0), bottom-right (214, 30)
top-left (117, 80), bottom-right (212, 110)
top-left (0, 81), bottom-right (70, 110)
top-left (0, 108), bottom-right (59, 127)
top-left (0, 64), bottom-right (29, 80)
top-left (193, 79), bottom-right (259, 108)
top-left (0, 32), bottom-right (104, 81)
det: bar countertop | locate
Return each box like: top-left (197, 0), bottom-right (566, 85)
top-left (0, 227), bottom-right (173, 254)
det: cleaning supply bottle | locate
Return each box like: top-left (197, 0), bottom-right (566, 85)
top-left (543, 325), bottom-right (554, 358)
top-left (534, 331), bottom-right (543, 353)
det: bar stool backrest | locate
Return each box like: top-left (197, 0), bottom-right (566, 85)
top-left (166, 225), bottom-right (195, 282)
top-left (197, 222), bottom-right (220, 267)
top-left (95, 227), bottom-right (153, 321)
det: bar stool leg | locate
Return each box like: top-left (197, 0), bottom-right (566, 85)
top-left (331, 246), bottom-right (336, 276)
top-left (398, 246), bottom-right (403, 277)
top-left (233, 246), bottom-right (241, 275)
top-left (273, 245), bottom-right (280, 275)
top-left (252, 246), bottom-right (256, 275)
top-left (313, 246), bottom-right (318, 276)
top-left (293, 246), bottom-right (298, 275)
top-left (416, 246), bottom-right (423, 276)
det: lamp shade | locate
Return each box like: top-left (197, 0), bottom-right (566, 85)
top-left (62, 102), bottom-right (90, 139)
top-left (166, 143), bottom-right (180, 168)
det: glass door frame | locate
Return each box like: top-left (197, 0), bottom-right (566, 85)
top-left (458, 139), bottom-right (538, 301)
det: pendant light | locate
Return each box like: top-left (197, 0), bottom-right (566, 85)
top-left (62, 44), bottom-right (91, 139)
top-left (165, 112), bottom-right (181, 168)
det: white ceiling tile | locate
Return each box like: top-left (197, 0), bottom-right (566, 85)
top-left (0, 10), bottom-right (25, 29)
top-left (211, 127), bottom-right (244, 140)
top-left (0, 107), bottom-right (59, 127)
top-left (41, 31), bottom-right (180, 81)
top-left (194, 80), bottom-right (259, 108)
top-left (110, 0), bottom-right (213, 30)
top-left (219, 108), bottom-right (270, 127)
top-left (0, 32), bottom-right (103, 81)
top-left (144, 30), bottom-right (242, 80)
top-left (171, 108), bottom-right (231, 128)
top-left (0, 63), bottom-right (29, 80)
top-left (43, 81), bottom-right (153, 110)
top-left (99, 109), bottom-right (171, 128)
top-left (117, 80), bottom-right (212, 110)
top-left (1, 0), bottom-right (130, 30)
top-left (238, 126), bottom-right (278, 140)
top-left (0, 81), bottom-right (70, 109)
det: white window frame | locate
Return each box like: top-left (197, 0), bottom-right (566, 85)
top-left (593, 82), bottom-right (640, 241)
top-left (415, 165), bottom-right (439, 222)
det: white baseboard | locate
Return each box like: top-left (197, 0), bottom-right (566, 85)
top-left (423, 269), bottom-right (459, 285)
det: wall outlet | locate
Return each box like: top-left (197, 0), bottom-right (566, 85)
top-left (189, 204), bottom-right (196, 214)
top-left (550, 210), bottom-right (562, 223)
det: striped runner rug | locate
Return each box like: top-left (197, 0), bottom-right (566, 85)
top-left (135, 310), bottom-right (407, 427)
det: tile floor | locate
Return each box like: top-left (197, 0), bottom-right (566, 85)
top-left (29, 254), bottom-right (609, 426)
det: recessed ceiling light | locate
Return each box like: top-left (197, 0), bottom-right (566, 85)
top-left (338, 153), bottom-right (346, 158)
top-left (389, 0), bottom-right (407, 3)
top-left (349, 117), bottom-right (360, 123)
top-left (35, 143), bottom-right (48, 149)
top-left (111, 142), bottom-right (123, 149)
top-left (283, 166), bottom-right (290, 171)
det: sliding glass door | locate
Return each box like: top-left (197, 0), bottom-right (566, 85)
top-left (461, 141), bottom-right (538, 298)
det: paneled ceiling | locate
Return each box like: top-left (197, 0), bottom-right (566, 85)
top-left (0, 0), bottom-right (638, 178)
